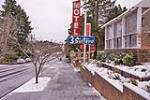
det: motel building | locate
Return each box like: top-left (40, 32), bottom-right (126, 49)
top-left (102, 0), bottom-right (150, 63)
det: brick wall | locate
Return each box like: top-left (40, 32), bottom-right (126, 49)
top-left (80, 66), bottom-right (95, 86)
top-left (80, 66), bottom-right (88, 82)
top-left (123, 84), bottom-right (149, 100)
top-left (142, 9), bottom-right (150, 33)
top-left (141, 33), bottom-right (150, 49)
top-left (94, 73), bottom-right (123, 100)
top-left (80, 66), bottom-right (150, 100)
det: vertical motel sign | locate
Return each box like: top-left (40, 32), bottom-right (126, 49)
top-left (72, 0), bottom-right (81, 36)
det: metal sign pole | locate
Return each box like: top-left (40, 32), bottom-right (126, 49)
top-left (83, 0), bottom-right (87, 63)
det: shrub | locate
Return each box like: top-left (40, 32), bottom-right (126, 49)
top-left (129, 78), bottom-right (138, 86)
top-left (96, 51), bottom-right (108, 62)
top-left (96, 51), bottom-right (104, 60)
top-left (146, 85), bottom-right (150, 93)
top-left (106, 53), bottom-right (115, 61)
top-left (101, 53), bottom-right (107, 62)
top-left (0, 52), bottom-right (20, 64)
top-left (123, 53), bottom-right (135, 66)
top-left (113, 53), bottom-right (124, 65)
top-left (112, 73), bottom-right (120, 80)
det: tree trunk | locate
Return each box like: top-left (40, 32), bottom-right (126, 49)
top-left (35, 64), bottom-right (39, 83)
top-left (35, 73), bottom-right (39, 83)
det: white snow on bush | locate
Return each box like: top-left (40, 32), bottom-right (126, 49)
top-left (25, 58), bottom-right (32, 62)
top-left (13, 77), bottom-right (51, 93)
top-left (138, 81), bottom-right (150, 93)
top-left (17, 59), bottom-right (26, 64)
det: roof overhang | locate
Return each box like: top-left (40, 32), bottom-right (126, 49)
top-left (101, 0), bottom-right (150, 28)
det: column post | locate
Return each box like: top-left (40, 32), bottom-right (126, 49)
top-left (137, 7), bottom-right (142, 48)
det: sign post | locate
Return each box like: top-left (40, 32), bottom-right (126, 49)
top-left (86, 23), bottom-right (91, 60)
top-left (83, 0), bottom-right (87, 63)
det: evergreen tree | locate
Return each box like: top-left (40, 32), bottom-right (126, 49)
top-left (1, 0), bottom-right (17, 16)
top-left (106, 4), bottom-right (127, 22)
top-left (85, 0), bottom-right (127, 51)
top-left (1, 0), bottom-right (33, 45)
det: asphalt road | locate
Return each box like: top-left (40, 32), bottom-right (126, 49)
top-left (0, 63), bottom-right (34, 98)
top-left (0, 58), bottom-right (104, 100)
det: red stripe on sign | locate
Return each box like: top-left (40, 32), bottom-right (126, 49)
top-left (86, 23), bottom-right (91, 36)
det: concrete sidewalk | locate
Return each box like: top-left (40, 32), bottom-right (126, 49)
top-left (1, 59), bottom-right (104, 100)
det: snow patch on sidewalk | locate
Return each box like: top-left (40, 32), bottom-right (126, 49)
top-left (13, 77), bottom-right (51, 93)
top-left (73, 68), bottom-right (80, 72)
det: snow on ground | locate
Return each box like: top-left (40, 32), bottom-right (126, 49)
top-left (83, 61), bottom-right (150, 93)
top-left (73, 68), bottom-right (80, 72)
top-left (12, 77), bottom-right (51, 93)
top-left (124, 83), bottom-right (150, 99)
top-left (84, 62), bottom-right (124, 92)
top-left (138, 81), bottom-right (150, 93)
top-left (104, 62), bottom-right (150, 78)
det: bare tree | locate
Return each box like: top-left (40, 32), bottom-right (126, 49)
top-left (0, 14), bottom-right (17, 59)
top-left (0, 15), bottom-right (62, 83)
top-left (12, 35), bottom-right (62, 83)
top-left (1, 14), bottom-right (62, 83)
top-left (13, 37), bottom-right (62, 83)
top-left (28, 41), bottom-right (62, 83)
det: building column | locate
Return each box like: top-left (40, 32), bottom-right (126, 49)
top-left (122, 17), bottom-right (125, 49)
top-left (137, 7), bottom-right (142, 48)
top-left (105, 26), bottom-right (107, 49)
top-left (111, 24), bottom-right (115, 49)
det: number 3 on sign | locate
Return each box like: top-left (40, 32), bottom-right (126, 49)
top-left (70, 36), bottom-right (74, 44)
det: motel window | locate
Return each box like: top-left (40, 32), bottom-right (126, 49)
top-left (114, 37), bottom-right (122, 49)
top-left (106, 40), bottom-right (112, 49)
top-left (125, 11), bottom-right (137, 35)
top-left (107, 25), bottom-right (113, 39)
top-left (124, 34), bottom-right (137, 48)
top-left (113, 21), bottom-right (122, 49)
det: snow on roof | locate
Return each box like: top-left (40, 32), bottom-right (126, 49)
top-left (102, 0), bottom-right (150, 28)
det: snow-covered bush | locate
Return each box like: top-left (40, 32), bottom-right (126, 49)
top-left (25, 58), bottom-right (32, 62)
top-left (129, 78), bottom-right (138, 86)
top-left (17, 58), bottom-right (26, 64)
top-left (111, 73), bottom-right (120, 80)
top-left (96, 51), bottom-right (104, 60)
top-left (113, 53), bottom-right (124, 65)
top-left (146, 85), bottom-right (150, 93)
top-left (100, 53), bottom-right (107, 62)
top-left (123, 53), bottom-right (135, 66)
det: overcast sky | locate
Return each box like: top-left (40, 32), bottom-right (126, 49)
top-left (0, 0), bottom-right (142, 42)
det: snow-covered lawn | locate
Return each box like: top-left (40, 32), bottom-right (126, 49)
top-left (13, 77), bottom-right (51, 93)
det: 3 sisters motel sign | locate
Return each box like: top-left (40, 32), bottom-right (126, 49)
top-left (67, 0), bottom-right (95, 45)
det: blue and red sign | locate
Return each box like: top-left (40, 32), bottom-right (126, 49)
top-left (67, 35), bottom-right (95, 44)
